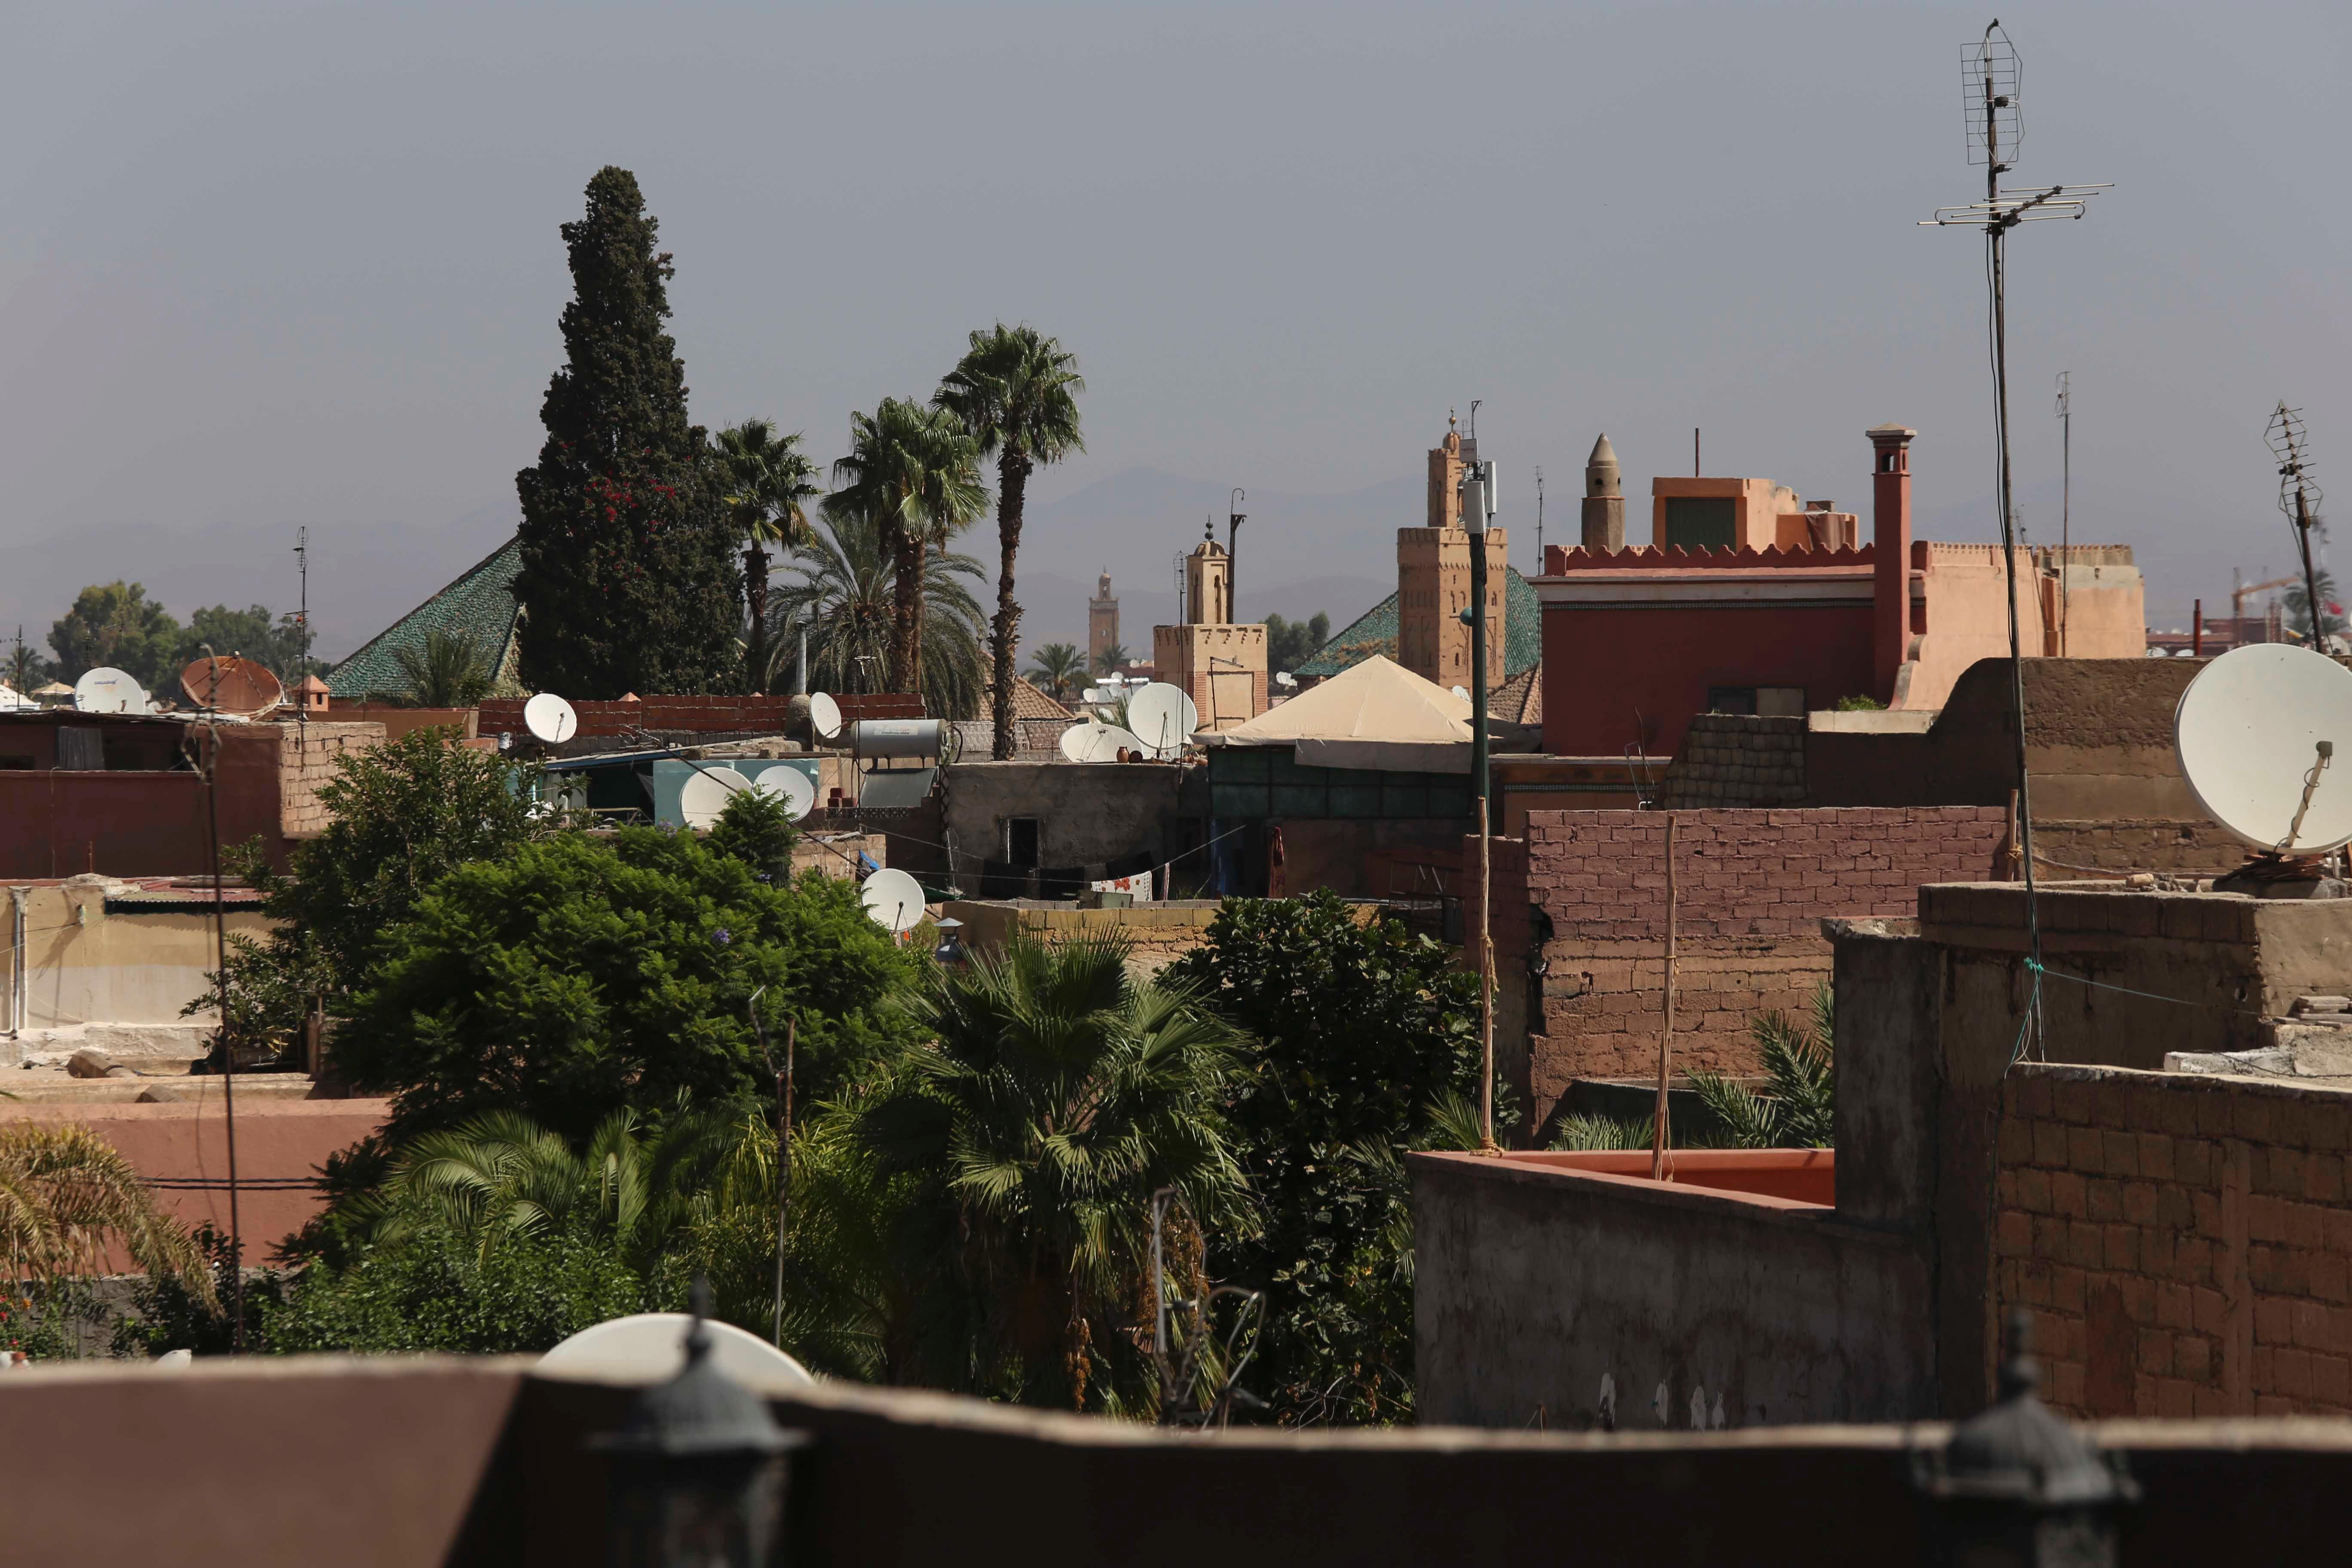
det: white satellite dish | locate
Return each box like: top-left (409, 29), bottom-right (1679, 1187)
top-left (753, 763), bottom-right (818, 822)
top-left (860, 867), bottom-right (926, 934)
top-left (537, 1313), bottom-right (814, 1390)
top-left (1059, 720), bottom-right (1149, 764)
top-left (2177, 643), bottom-right (2352, 854)
top-left (1122, 683), bottom-right (1198, 760)
top-left (523, 693), bottom-right (578, 744)
top-left (808, 692), bottom-right (844, 741)
top-left (1451, 685), bottom-right (1470, 702)
top-left (1081, 687), bottom-right (1108, 704)
top-left (677, 766), bottom-right (753, 830)
top-left (74, 667), bottom-right (148, 715)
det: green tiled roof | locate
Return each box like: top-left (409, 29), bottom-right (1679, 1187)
top-left (1293, 566), bottom-right (1543, 680)
top-left (328, 537), bottom-right (526, 698)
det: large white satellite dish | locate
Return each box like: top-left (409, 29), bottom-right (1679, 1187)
top-left (752, 763), bottom-right (818, 822)
top-left (74, 667), bottom-right (148, 714)
top-left (536, 1313), bottom-right (814, 1390)
top-left (677, 766), bottom-right (753, 830)
top-left (523, 693), bottom-right (578, 744)
top-left (2177, 643), bottom-right (2352, 854)
top-left (808, 692), bottom-right (844, 741)
top-left (1059, 721), bottom-right (1148, 764)
top-left (1122, 683), bottom-right (1197, 760)
top-left (860, 867), bottom-right (926, 934)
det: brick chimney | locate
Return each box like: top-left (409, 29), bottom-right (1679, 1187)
top-left (1868, 423), bottom-right (1916, 701)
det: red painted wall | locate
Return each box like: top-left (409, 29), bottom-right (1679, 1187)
top-left (1539, 601), bottom-right (1876, 759)
top-left (0, 729), bottom-right (284, 879)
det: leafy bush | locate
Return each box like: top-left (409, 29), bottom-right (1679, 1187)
top-left (264, 1216), bottom-right (657, 1355)
top-left (334, 825), bottom-right (919, 1142)
top-left (1163, 891), bottom-right (1488, 1426)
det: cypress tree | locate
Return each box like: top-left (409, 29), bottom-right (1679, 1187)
top-left (514, 167), bottom-right (741, 697)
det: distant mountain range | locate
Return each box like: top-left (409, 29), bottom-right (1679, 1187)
top-left (0, 470), bottom-right (1421, 668)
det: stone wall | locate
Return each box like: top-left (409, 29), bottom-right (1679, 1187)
top-left (1997, 1062), bottom-right (2352, 1420)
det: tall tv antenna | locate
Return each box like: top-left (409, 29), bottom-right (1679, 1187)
top-left (2055, 372), bottom-right (2071, 655)
top-left (2268, 402), bottom-right (2328, 650)
top-left (1923, 20), bottom-right (2109, 1060)
top-left (1534, 466), bottom-right (1546, 570)
top-left (292, 524), bottom-right (310, 749)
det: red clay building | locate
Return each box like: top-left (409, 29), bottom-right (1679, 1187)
top-left (1533, 423), bottom-right (2145, 760)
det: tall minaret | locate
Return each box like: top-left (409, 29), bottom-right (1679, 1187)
top-left (1088, 569), bottom-right (1120, 670)
top-left (1581, 433), bottom-right (1625, 551)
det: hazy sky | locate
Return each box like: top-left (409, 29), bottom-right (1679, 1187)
top-left (5, 0), bottom-right (2349, 648)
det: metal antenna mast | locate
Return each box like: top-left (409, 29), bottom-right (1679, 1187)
top-left (2268, 403), bottom-right (2328, 650)
top-left (1924, 20), bottom-right (2108, 1061)
top-left (2055, 373), bottom-right (2070, 655)
top-left (1534, 467), bottom-right (1546, 571)
top-left (292, 525), bottom-right (309, 752)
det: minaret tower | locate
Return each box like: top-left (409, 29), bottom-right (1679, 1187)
top-left (1581, 433), bottom-right (1625, 551)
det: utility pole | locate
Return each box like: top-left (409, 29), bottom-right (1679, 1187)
top-left (1461, 453), bottom-right (1498, 1148)
top-left (2055, 373), bottom-right (2070, 655)
top-left (1925, 20), bottom-right (2105, 1059)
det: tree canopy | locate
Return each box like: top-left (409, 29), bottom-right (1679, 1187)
top-left (514, 166), bottom-right (741, 697)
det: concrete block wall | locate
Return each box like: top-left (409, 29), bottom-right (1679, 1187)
top-left (1491, 807), bottom-right (2007, 1128)
top-left (1997, 1062), bottom-right (2352, 1420)
top-left (276, 722), bottom-right (384, 839)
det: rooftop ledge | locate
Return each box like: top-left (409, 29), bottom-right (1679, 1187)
top-left (1411, 1147), bottom-right (1835, 1212)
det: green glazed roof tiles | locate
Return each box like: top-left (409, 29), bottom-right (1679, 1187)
top-left (1293, 566), bottom-right (1542, 680)
top-left (328, 536), bottom-right (526, 698)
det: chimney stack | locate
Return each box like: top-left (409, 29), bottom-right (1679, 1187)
top-left (1868, 423), bottom-right (1917, 701)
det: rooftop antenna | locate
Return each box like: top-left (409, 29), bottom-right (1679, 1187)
top-left (1534, 467), bottom-right (1546, 571)
top-left (2268, 402), bottom-right (2329, 652)
top-left (2055, 374), bottom-right (2071, 655)
top-left (1227, 489), bottom-right (1247, 622)
top-left (1923, 18), bottom-right (2109, 1062)
top-left (292, 524), bottom-right (309, 751)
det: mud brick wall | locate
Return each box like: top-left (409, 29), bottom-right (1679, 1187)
top-left (478, 694), bottom-right (922, 740)
top-left (1659, 714), bottom-right (1806, 809)
top-left (276, 722), bottom-right (385, 839)
top-left (1997, 1063), bottom-right (2352, 1420)
top-left (1488, 807), bottom-right (2008, 1132)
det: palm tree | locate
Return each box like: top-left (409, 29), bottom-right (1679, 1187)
top-left (2284, 570), bottom-right (2345, 645)
top-left (0, 1123), bottom-right (217, 1309)
top-left (1093, 642), bottom-right (1131, 676)
top-left (1027, 643), bottom-right (1086, 703)
top-left (765, 512), bottom-right (988, 719)
top-left (936, 327), bottom-right (1086, 760)
top-left (712, 420), bottom-right (821, 693)
top-left (853, 933), bottom-right (1250, 1412)
top-left (822, 399), bottom-right (988, 695)
top-left (1686, 985), bottom-right (1836, 1149)
top-left (392, 628), bottom-right (493, 707)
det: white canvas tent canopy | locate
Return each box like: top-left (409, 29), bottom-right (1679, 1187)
top-left (1200, 655), bottom-right (1473, 773)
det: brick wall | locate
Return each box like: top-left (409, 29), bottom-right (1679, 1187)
top-left (1997, 1063), bottom-right (2352, 1420)
top-left (1488, 807), bottom-right (2007, 1130)
top-left (1659, 714), bottom-right (1805, 809)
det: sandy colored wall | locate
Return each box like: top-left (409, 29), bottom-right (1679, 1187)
top-left (3, 885), bottom-right (275, 1033)
top-left (1898, 544), bottom-right (2041, 712)
top-left (276, 720), bottom-right (385, 839)
top-left (0, 1095), bottom-right (389, 1256)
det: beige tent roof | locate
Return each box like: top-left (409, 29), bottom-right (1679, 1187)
top-left (1209, 655), bottom-right (1473, 773)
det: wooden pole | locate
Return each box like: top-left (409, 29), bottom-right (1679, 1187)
top-left (1650, 814), bottom-right (1677, 1182)
top-left (772, 1017), bottom-right (796, 1349)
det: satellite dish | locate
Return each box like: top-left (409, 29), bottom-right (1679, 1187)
top-left (1081, 688), bottom-right (1108, 704)
top-left (809, 692), bottom-right (844, 741)
top-left (860, 868), bottom-right (926, 934)
top-left (1451, 685), bottom-right (1470, 702)
top-left (2177, 644), bottom-right (2352, 854)
top-left (1060, 721), bottom-right (1148, 764)
top-left (74, 667), bottom-right (148, 715)
top-left (523, 693), bottom-right (578, 744)
top-left (753, 763), bottom-right (818, 822)
top-left (178, 656), bottom-right (284, 717)
top-left (1276, 672), bottom-right (1298, 688)
top-left (1122, 683), bottom-right (1198, 760)
top-left (537, 1313), bottom-right (814, 1390)
top-left (677, 766), bottom-right (753, 830)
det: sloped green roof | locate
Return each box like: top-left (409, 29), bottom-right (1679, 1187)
top-left (328, 536), bottom-right (526, 698)
top-left (1294, 566), bottom-right (1542, 680)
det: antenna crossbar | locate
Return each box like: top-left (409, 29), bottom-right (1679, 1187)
top-left (1924, 184), bottom-right (2111, 228)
